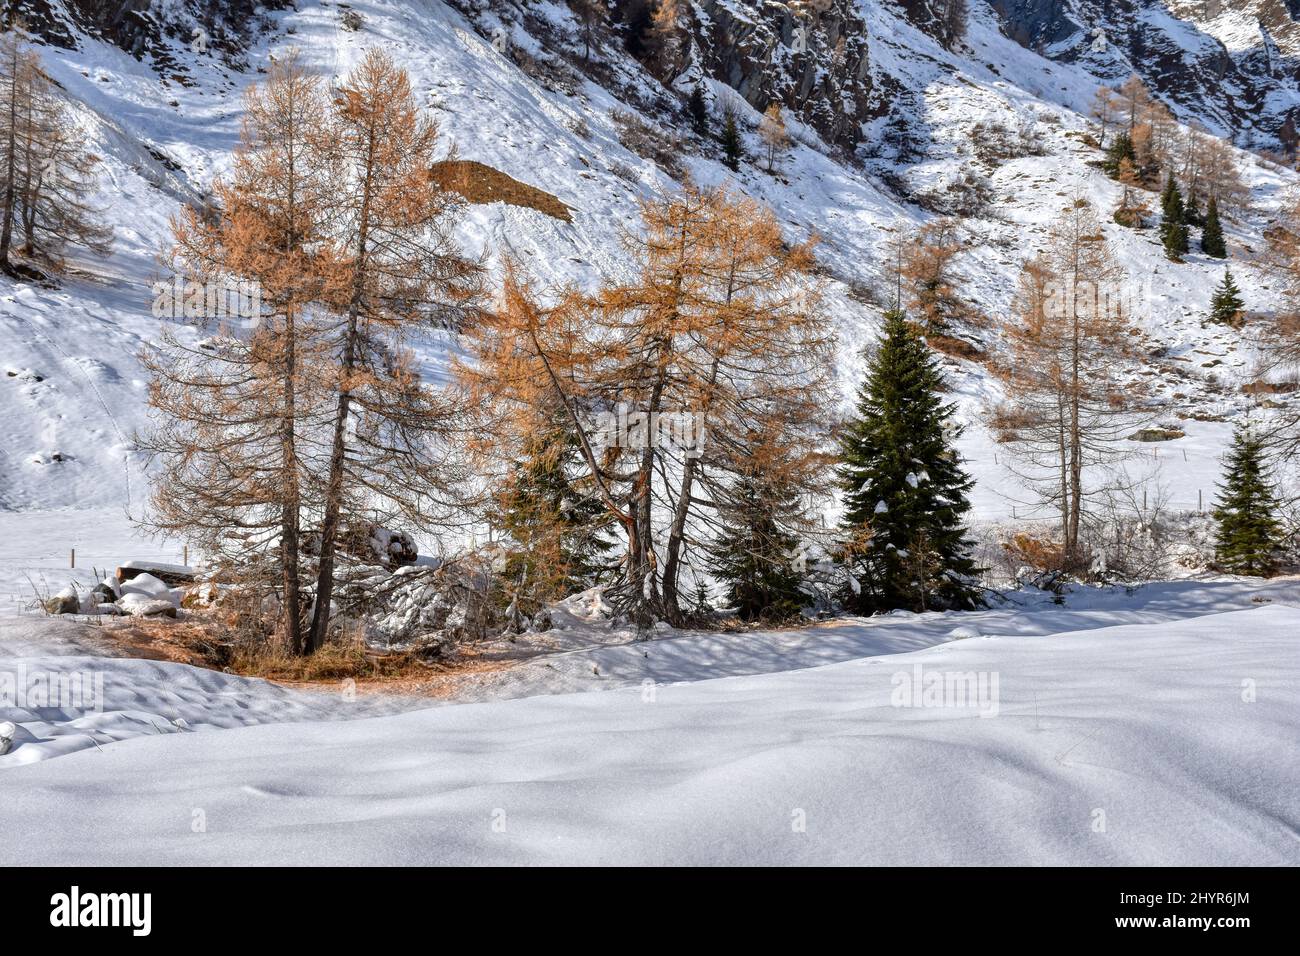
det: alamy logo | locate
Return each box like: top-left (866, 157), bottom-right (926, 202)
top-left (50, 886), bottom-right (151, 936)
top-left (890, 664), bottom-right (1000, 717)
top-left (152, 275), bottom-right (262, 325)
top-left (0, 664), bottom-right (103, 713)
top-left (1040, 278), bottom-right (1153, 323)
top-left (587, 404), bottom-right (706, 458)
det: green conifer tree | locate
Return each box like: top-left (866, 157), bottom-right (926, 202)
top-left (721, 109), bottom-right (743, 171)
top-left (1201, 194), bottom-right (1227, 258)
top-left (688, 84), bottom-right (709, 137)
top-left (1213, 425), bottom-right (1283, 576)
top-left (1209, 267), bottom-right (1245, 325)
top-left (1103, 130), bottom-right (1136, 177)
top-left (1160, 172), bottom-right (1189, 261)
top-left (496, 417), bottom-right (615, 605)
top-left (693, 579), bottom-right (712, 615)
top-left (837, 310), bottom-right (981, 613)
top-left (709, 467), bottom-right (807, 622)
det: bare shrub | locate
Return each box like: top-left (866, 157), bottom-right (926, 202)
top-left (987, 402), bottom-right (1038, 443)
top-left (968, 117), bottom-right (1047, 166)
top-left (926, 333), bottom-right (985, 361)
top-left (919, 170), bottom-right (994, 215)
top-left (610, 108), bottom-right (686, 179)
top-left (513, 48), bottom-right (579, 96)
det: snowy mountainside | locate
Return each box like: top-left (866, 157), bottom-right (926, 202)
top-left (1, 0), bottom-right (1297, 532)
top-left (990, 0), bottom-right (1300, 148)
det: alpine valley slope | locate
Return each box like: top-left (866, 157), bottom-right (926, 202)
top-left (0, 0), bottom-right (1297, 532)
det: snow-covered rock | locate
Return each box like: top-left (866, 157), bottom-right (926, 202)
top-left (116, 593), bottom-right (177, 618)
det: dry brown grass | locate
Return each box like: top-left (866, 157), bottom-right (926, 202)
top-left (429, 160), bottom-right (572, 222)
top-left (988, 402), bottom-right (1039, 443)
top-left (927, 334), bottom-right (986, 362)
top-left (1001, 532), bottom-right (1068, 573)
top-left (103, 612), bottom-right (455, 687)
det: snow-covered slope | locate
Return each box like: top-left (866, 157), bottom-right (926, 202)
top-left (991, 0), bottom-right (1300, 147)
top-left (2, 0), bottom-right (1298, 531)
top-left (2, 601), bottom-right (1296, 864)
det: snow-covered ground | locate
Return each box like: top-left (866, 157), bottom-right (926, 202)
top-left (1, 585), bottom-right (1296, 865)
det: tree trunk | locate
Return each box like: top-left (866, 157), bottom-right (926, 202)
top-left (0, 43), bottom-right (20, 271)
top-left (308, 126), bottom-right (376, 654)
top-left (280, 300), bottom-right (303, 655)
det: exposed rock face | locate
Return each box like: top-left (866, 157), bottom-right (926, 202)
top-left (444, 0), bottom-right (882, 151)
top-left (7, 0), bottom-right (290, 67)
top-left (987, 0), bottom-right (1300, 149)
top-left (684, 0), bottom-right (876, 150)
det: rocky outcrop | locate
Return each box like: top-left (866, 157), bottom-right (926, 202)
top-left (430, 160), bottom-right (574, 222)
top-left (8, 0), bottom-right (291, 68)
top-left (684, 0), bottom-right (876, 150)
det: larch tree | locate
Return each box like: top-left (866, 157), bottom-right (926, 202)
top-left (307, 49), bottom-right (484, 653)
top-left (759, 102), bottom-right (791, 173)
top-left (934, 0), bottom-right (968, 51)
top-left (593, 186), bottom-right (832, 627)
top-left (900, 217), bottom-right (966, 332)
top-left (1113, 156), bottom-right (1149, 227)
top-left (0, 25), bottom-right (34, 274)
top-left (139, 51), bottom-right (335, 654)
top-left (1090, 85), bottom-right (1116, 148)
top-left (0, 25), bottom-right (109, 275)
top-left (459, 187), bottom-right (833, 631)
top-left (993, 198), bottom-right (1137, 568)
top-left (648, 0), bottom-right (684, 78)
top-left (1261, 191), bottom-right (1300, 477)
top-left (1196, 134), bottom-right (1249, 216)
top-left (651, 188), bottom-right (833, 625)
top-left (1115, 76), bottom-right (1153, 133)
top-left (572, 0), bottom-right (607, 62)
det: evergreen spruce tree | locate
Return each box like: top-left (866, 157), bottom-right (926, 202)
top-left (1102, 130), bottom-right (1136, 177)
top-left (497, 417), bottom-right (615, 604)
top-left (837, 310), bottom-right (981, 613)
top-left (1160, 172), bottom-right (1189, 260)
top-left (1201, 194), bottom-right (1227, 258)
top-left (1209, 267), bottom-right (1245, 325)
top-left (688, 84), bottom-right (709, 137)
top-left (721, 109), bottom-right (743, 171)
top-left (1213, 425), bottom-right (1282, 576)
top-left (709, 468), bottom-right (807, 622)
top-left (693, 579), bottom-right (712, 615)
